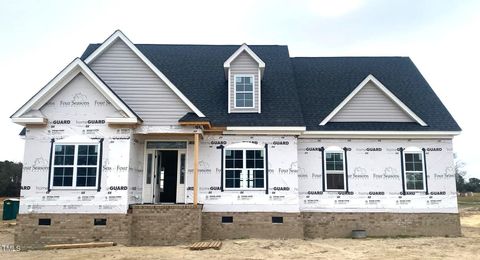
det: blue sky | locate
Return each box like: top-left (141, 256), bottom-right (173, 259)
top-left (1, 0), bottom-right (479, 177)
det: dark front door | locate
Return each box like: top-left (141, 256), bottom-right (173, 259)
top-left (158, 151), bottom-right (178, 203)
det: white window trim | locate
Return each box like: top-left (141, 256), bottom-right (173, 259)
top-left (223, 148), bottom-right (266, 191)
top-left (323, 147), bottom-right (347, 192)
top-left (403, 148), bottom-right (426, 192)
top-left (50, 143), bottom-right (100, 190)
top-left (233, 74), bottom-right (255, 109)
top-left (258, 67), bottom-right (262, 113)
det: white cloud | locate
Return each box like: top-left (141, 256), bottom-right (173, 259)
top-left (308, 0), bottom-right (365, 18)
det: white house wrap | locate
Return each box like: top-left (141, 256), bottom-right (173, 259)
top-left (11, 31), bottom-right (462, 247)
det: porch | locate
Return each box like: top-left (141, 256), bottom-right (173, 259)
top-left (134, 125), bottom-right (205, 206)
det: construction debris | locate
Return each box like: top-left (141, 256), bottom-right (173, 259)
top-left (189, 241), bottom-right (222, 250)
top-left (44, 242), bottom-right (116, 250)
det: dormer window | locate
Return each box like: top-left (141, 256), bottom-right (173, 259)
top-left (224, 44), bottom-right (265, 114)
top-left (235, 75), bottom-right (254, 108)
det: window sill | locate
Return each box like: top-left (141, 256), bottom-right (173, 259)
top-left (49, 187), bottom-right (98, 191)
top-left (233, 106), bottom-right (256, 109)
top-left (223, 188), bottom-right (266, 192)
top-left (403, 190), bottom-right (426, 194)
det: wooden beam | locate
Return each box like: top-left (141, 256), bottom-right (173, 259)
top-left (44, 242), bottom-right (116, 250)
top-left (179, 121), bottom-right (211, 128)
top-left (203, 126), bottom-right (227, 134)
top-left (193, 133), bottom-right (199, 208)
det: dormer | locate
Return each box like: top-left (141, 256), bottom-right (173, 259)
top-left (224, 44), bottom-right (265, 113)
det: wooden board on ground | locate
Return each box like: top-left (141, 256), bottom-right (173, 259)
top-left (44, 242), bottom-right (116, 250)
top-left (189, 241), bottom-right (222, 250)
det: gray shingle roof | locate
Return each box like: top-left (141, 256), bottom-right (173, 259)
top-left (179, 112), bottom-right (210, 123)
top-left (291, 57), bottom-right (461, 131)
top-left (81, 45), bottom-right (460, 131)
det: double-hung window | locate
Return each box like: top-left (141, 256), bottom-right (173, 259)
top-left (52, 143), bottom-right (100, 189)
top-left (403, 148), bottom-right (425, 191)
top-left (234, 75), bottom-right (254, 108)
top-left (324, 148), bottom-right (346, 191)
top-left (224, 147), bottom-right (265, 190)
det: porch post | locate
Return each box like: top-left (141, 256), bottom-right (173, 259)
top-left (193, 133), bottom-right (199, 208)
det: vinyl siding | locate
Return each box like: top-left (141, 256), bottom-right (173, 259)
top-left (331, 81), bottom-right (415, 122)
top-left (90, 39), bottom-right (192, 126)
top-left (229, 51), bottom-right (260, 113)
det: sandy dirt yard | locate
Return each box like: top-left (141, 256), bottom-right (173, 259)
top-left (0, 209), bottom-right (479, 260)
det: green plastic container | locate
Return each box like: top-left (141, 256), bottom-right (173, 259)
top-left (2, 198), bottom-right (20, 220)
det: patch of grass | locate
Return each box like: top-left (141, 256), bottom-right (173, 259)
top-left (458, 193), bottom-right (480, 209)
top-left (458, 193), bottom-right (480, 202)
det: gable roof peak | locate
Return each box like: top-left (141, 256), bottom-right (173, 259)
top-left (84, 30), bottom-right (206, 118)
top-left (11, 58), bottom-right (140, 125)
top-left (223, 43), bottom-right (266, 78)
top-left (224, 44), bottom-right (265, 68)
top-left (319, 74), bottom-right (428, 126)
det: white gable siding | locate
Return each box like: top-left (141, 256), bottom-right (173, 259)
top-left (331, 81), bottom-right (415, 122)
top-left (229, 51), bottom-right (260, 113)
top-left (90, 40), bottom-right (192, 126)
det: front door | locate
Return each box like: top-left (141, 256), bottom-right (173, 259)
top-left (157, 150), bottom-right (178, 203)
top-left (143, 141), bottom-right (187, 204)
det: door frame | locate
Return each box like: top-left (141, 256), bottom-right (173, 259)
top-left (142, 140), bottom-right (189, 204)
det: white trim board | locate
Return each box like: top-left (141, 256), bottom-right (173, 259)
top-left (319, 74), bottom-right (427, 126)
top-left (300, 131), bottom-right (460, 139)
top-left (11, 117), bottom-right (47, 125)
top-left (84, 30), bottom-right (205, 118)
top-left (226, 126), bottom-right (306, 131)
top-left (11, 58), bottom-right (139, 125)
top-left (224, 43), bottom-right (266, 78)
top-left (233, 74), bottom-right (255, 109)
top-left (223, 126), bottom-right (306, 136)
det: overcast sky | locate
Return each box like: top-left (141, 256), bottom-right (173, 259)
top-left (1, 0), bottom-right (479, 178)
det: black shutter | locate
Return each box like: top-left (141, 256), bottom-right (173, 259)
top-left (265, 144), bottom-right (269, 194)
top-left (320, 147), bottom-right (325, 192)
top-left (399, 147), bottom-right (406, 195)
top-left (343, 147), bottom-right (349, 193)
top-left (422, 148), bottom-right (429, 195)
top-left (97, 138), bottom-right (104, 192)
top-left (47, 138), bottom-right (55, 193)
top-left (216, 145), bottom-right (224, 192)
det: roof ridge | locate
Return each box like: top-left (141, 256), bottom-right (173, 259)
top-left (136, 43), bottom-right (289, 47)
top-left (87, 43), bottom-right (288, 47)
top-left (291, 56), bottom-right (409, 59)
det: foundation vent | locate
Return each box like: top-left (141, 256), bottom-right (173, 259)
top-left (38, 218), bottom-right (51, 226)
top-left (94, 218), bottom-right (107, 226)
top-left (221, 216), bottom-right (233, 223)
top-left (272, 216), bottom-right (283, 224)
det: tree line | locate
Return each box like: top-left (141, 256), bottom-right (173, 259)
top-left (455, 158), bottom-right (480, 192)
top-left (0, 161), bottom-right (22, 197)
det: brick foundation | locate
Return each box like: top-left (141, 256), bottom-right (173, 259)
top-left (130, 204), bottom-right (202, 246)
top-left (202, 212), bottom-right (304, 240)
top-left (14, 210), bottom-right (461, 249)
top-left (15, 213), bottom-right (130, 249)
top-left (302, 212), bottom-right (461, 238)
